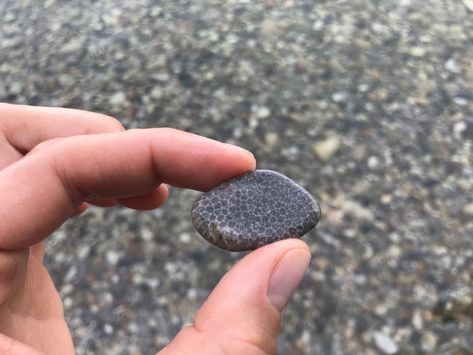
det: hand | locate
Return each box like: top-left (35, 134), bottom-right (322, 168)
top-left (0, 103), bottom-right (311, 355)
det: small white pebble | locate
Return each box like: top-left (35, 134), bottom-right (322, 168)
top-left (363, 245), bottom-right (374, 259)
top-left (412, 309), bottom-right (423, 330)
top-left (453, 121), bottom-right (466, 138)
top-left (409, 47), bottom-right (426, 58)
top-left (342, 200), bottom-right (374, 221)
top-left (179, 233), bottom-right (191, 243)
top-left (63, 297), bottom-right (73, 309)
top-left (132, 273), bottom-right (144, 285)
top-left (298, 330), bottom-right (311, 347)
top-left (354, 274), bottom-right (367, 285)
top-left (106, 250), bottom-right (120, 266)
top-left (150, 87), bottom-right (163, 99)
top-left (187, 288), bottom-right (197, 301)
top-left (332, 92), bottom-right (347, 102)
top-left (445, 58), bottom-right (459, 73)
top-left (381, 194), bottom-right (392, 204)
top-left (312, 20), bottom-right (324, 31)
top-left (387, 245), bottom-right (402, 259)
top-left (253, 106), bottom-right (271, 119)
top-left (100, 292), bottom-right (113, 305)
top-left (109, 91), bottom-right (127, 107)
top-left (463, 0), bottom-right (473, 12)
top-left (128, 322), bottom-right (139, 334)
top-left (150, 6), bottom-right (163, 17)
top-left (358, 83), bottom-right (370, 92)
top-left (103, 324), bottom-right (114, 335)
top-left (77, 245), bottom-right (90, 260)
top-left (148, 278), bottom-right (160, 289)
top-left (64, 267), bottom-right (77, 283)
top-left (264, 132), bottom-right (279, 149)
top-left (141, 228), bottom-right (154, 242)
top-left (60, 284), bottom-right (73, 296)
top-left (373, 332), bottom-right (399, 354)
top-left (9, 82), bottom-right (22, 94)
top-left (311, 271), bottom-right (325, 282)
top-left (453, 97), bottom-right (468, 106)
top-left (343, 228), bottom-right (357, 239)
top-left (421, 331), bottom-right (438, 352)
top-left (462, 203), bottom-right (473, 217)
top-left (152, 73), bottom-right (170, 82)
top-left (313, 136), bottom-right (341, 161)
top-left (281, 145), bottom-right (300, 160)
top-left (375, 304), bottom-right (388, 316)
top-left (4, 12), bottom-right (16, 22)
top-left (367, 156), bottom-right (380, 170)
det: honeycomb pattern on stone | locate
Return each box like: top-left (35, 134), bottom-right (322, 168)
top-left (192, 169), bottom-right (321, 251)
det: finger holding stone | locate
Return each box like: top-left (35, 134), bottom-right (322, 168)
top-left (0, 128), bottom-right (255, 250)
top-left (0, 104), bottom-right (124, 172)
top-left (117, 184), bottom-right (169, 210)
top-left (0, 103), bottom-right (124, 154)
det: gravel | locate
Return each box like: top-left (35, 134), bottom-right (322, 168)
top-left (1, 0), bottom-right (472, 354)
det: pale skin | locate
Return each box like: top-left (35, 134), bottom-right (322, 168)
top-left (0, 103), bottom-right (311, 355)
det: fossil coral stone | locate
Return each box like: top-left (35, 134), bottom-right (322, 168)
top-left (191, 169), bottom-right (321, 251)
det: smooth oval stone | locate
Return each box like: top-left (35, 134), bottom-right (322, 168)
top-left (191, 169), bottom-right (321, 251)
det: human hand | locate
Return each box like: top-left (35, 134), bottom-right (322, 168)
top-left (0, 103), bottom-right (311, 355)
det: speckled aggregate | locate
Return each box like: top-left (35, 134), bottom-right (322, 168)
top-left (5, 0), bottom-right (471, 352)
top-left (192, 170), bottom-right (321, 251)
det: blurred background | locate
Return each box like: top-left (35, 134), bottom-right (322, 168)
top-left (1, 0), bottom-right (472, 354)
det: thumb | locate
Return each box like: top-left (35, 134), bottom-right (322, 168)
top-left (159, 239), bottom-right (311, 355)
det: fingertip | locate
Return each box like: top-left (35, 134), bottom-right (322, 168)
top-left (90, 113), bottom-right (125, 132)
top-left (246, 151), bottom-right (257, 171)
top-left (274, 238), bottom-right (311, 255)
top-left (223, 143), bottom-right (256, 168)
top-left (242, 238), bottom-right (311, 265)
top-left (225, 143), bottom-right (257, 172)
top-left (267, 245), bottom-right (311, 312)
top-left (161, 239), bottom-right (312, 355)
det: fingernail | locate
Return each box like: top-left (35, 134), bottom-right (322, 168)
top-left (267, 249), bottom-right (311, 312)
top-left (224, 143), bottom-right (255, 159)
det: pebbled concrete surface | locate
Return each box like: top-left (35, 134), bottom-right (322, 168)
top-left (1, 0), bottom-right (472, 354)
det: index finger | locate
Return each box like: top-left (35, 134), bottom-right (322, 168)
top-left (0, 103), bottom-right (124, 153)
top-left (0, 128), bottom-right (256, 250)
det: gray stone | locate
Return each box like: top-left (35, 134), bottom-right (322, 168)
top-left (191, 170), bottom-right (321, 251)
